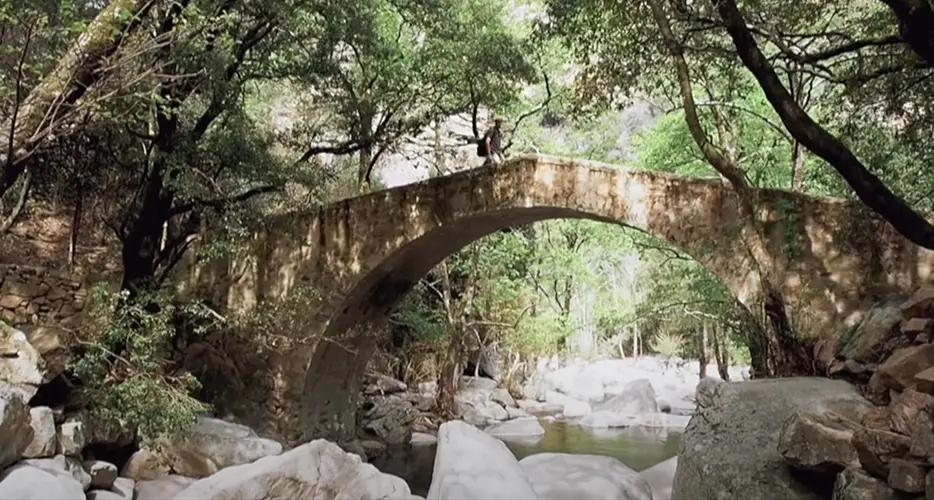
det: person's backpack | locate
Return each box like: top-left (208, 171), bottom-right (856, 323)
top-left (476, 134), bottom-right (488, 157)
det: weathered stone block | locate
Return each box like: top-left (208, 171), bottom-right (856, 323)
top-left (120, 449), bottom-right (169, 481)
top-left (778, 410), bottom-right (861, 473)
top-left (853, 427), bottom-right (912, 478)
top-left (83, 460), bottom-right (118, 489)
top-left (56, 417), bottom-right (87, 456)
top-left (862, 406), bottom-right (891, 431)
top-left (833, 467), bottom-right (900, 500)
top-left (889, 388), bottom-right (934, 437)
top-left (887, 457), bottom-right (928, 493)
top-left (0, 385), bottom-right (33, 468)
top-left (910, 411), bottom-right (934, 462)
top-left (870, 345), bottom-right (934, 393)
top-left (917, 366), bottom-right (934, 396)
top-left (903, 285), bottom-right (934, 320)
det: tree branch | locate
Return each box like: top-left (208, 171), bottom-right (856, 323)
top-left (878, 0), bottom-right (934, 66)
top-left (169, 184), bottom-right (280, 217)
top-left (502, 69), bottom-right (552, 154)
top-left (714, 0), bottom-right (934, 249)
top-left (647, 0), bottom-right (748, 190)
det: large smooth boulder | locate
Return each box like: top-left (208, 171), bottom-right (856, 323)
top-left (640, 457), bottom-right (677, 500)
top-left (0, 384), bottom-right (33, 469)
top-left (544, 391), bottom-right (591, 418)
top-left (0, 464), bottom-right (84, 500)
top-left (135, 475), bottom-right (194, 500)
top-left (174, 439), bottom-right (413, 499)
top-left (596, 379), bottom-right (659, 415)
top-left (0, 323), bottom-right (46, 400)
top-left (427, 420), bottom-right (537, 499)
top-left (672, 377), bottom-right (872, 500)
top-left (22, 406), bottom-right (56, 458)
top-left (23, 455), bottom-right (91, 491)
top-left (519, 452), bottom-right (653, 499)
top-left (160, 416), bottom-right (283, 478)
top-left (484, 417), bottom-right (546, 443)
top-left (517, 400), bottom-right (563, 416)
top-left (543, 366), bottom-right (606, 403)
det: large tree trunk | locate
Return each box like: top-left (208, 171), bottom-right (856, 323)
top-left (120, 167), bottom-right (172, 293)
top-left (744, 283), bottom-right (815, 378)
top-left (878, 0), bottom-right (934, 66)
top-left (650, 0), bottom-right (815, 378)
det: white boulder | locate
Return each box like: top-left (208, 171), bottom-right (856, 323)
top-left (0, 464), bottom-right (84, 500)
top-left (427, 420), bottom-right (537, 499)
top-left (520, 452), bottom-right (653, 500)
top-left (174, 439), bottom-right (413, 499)
top-left (160, 416), bottom-right (283, 478)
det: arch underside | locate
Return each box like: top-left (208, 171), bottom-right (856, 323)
top-left (299, 205), bottom-right (724, 443)
top-left (293, 153), bottom-right (934, 444)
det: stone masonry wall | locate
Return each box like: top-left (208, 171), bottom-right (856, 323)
top-left (0, 265), bottom-right (87, 329)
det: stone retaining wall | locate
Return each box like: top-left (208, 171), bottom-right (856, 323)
top-left (0, 265), bottom-right (87, 328)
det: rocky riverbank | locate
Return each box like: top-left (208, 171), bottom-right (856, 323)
top-left (0, 381), bottom-right (671, 500)
top-left (357, 353), bottom-right (748, 456)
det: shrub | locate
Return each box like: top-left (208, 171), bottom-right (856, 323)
top-left (651, 331), bottom-right (685, 359)
top-left (71, 285), bottom-right (216, 445)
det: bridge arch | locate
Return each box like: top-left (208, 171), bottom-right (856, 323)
top-left (297, 153), bottom-right (914, 445)
top-left (185, 154), bottom-right (932, 445)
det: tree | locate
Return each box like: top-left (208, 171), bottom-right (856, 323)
top-left (285, 0), bottom-right (539, 187)
top-left (0, 0), bottom-right (156, 203)
top-left (712, 0), bottom-right (934, 249)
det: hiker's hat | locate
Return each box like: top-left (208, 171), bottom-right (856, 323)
top-left (493, 115), bottom-right (504, 122)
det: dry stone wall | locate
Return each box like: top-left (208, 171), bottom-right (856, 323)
top-left (0, 265), bottom-right (87, 329)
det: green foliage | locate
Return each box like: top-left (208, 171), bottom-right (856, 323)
top-left (72, 286), bottom-right (217, 444)
top-left (775, 198), bottom-right (803, 258)
top-left (651, 331), bottom-right (685, 359)
top-left (234, 282), bottom-right (325, 347)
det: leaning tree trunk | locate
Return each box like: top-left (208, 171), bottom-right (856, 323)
top-left (0, 0), bottom-right (154, 199)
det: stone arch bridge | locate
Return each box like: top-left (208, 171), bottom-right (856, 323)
top-left (182, 154), bottom-right (934, 445)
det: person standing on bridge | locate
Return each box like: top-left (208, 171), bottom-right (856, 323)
top-left (482, 115), bottom-right (504, 167)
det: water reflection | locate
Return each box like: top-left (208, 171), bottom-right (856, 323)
top-left (372, 419), bottom-right (682, 497)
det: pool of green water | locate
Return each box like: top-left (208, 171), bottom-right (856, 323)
top-left (372, 419), bottom-right (682, 496)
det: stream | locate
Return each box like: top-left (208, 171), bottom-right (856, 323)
top-left (372, 419), bottom-right (682, 497)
